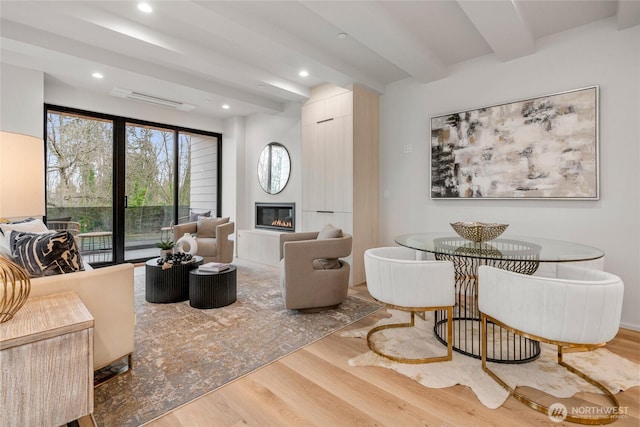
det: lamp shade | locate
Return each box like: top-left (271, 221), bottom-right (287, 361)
top-left (0, 131), bottom-right (45, 218)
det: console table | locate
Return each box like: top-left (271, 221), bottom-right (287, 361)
top-left (395, 233), bottom-right (604, 364)
top-left (0, 292), bottom-right (94, 426)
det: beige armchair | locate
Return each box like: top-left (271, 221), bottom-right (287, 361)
top-left (172, 217), bottom-right (234, 263)
top-left (279, 225), bottom-right (352, 311)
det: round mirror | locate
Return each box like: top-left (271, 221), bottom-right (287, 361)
top-left (257, 142), bottom-right (291, 194)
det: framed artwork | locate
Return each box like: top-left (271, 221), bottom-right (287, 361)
top-left (430, 86), bottom-right (599, 200)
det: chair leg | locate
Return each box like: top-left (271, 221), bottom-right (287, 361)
top-left (481, 314), bottom-right (620, 425)
top-left (367, 308), bottom-right (453, 364)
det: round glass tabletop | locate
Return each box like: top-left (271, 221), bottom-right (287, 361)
top-left (395, 232), bottom-right (604, 263)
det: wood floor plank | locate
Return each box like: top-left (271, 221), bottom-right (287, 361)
top-left (280, 348), bottom-right (443, 426)
top-left (246, 359), bottom-right (380, 426)
top-left (141, 288), bottom-right (639, 427)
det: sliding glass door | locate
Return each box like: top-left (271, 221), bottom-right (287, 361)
top-left (45, 105), bottom-right (221, 266)
top-left (46, 110), bottom-right (114, 264)
top-left (124, 123), bottom-right (175, 261)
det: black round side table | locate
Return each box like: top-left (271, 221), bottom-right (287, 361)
top-left (145, 256), bottom-right (203, 303)
top-left (189, 266), bottom-right (237, 309)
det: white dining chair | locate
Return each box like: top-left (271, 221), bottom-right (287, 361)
top-left (478, 264), bottom-right (624, 424)
top-left (364, 246), bottom-right (455, 364)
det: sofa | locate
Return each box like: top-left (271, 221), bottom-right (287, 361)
top-left (173, 216), bottom-right (234, 263)
top-left (0, 218), bottom-right (135, 371)
top-left (27, 263), bottom-right (135, 371)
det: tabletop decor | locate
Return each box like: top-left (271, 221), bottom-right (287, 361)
top-left (156, 252), bottom-right (195, 269)
top-left (0, 257), bottom-right (31, 323)
top-left (155, 240), bottom-right (175, 258)
top-left (430, 86), bottom-right (599, 200)
top-left (174, 232), bottom-right (198, 255)
top-left (450, 221), bottom-right (508, 243)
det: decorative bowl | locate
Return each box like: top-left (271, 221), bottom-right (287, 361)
top-left (450, 221), bottom-right (508, 243)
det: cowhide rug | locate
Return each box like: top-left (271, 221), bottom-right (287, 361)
top-left (342, 309), bottom-right (640, 410)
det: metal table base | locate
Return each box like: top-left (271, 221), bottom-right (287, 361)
top-left (434, 240), bottom-right (541, 364)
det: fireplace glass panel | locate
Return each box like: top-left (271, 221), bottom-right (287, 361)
top-left (255, 203), bottom-right (295, 232)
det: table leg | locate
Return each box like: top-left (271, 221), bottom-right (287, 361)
top-left (433, 254), bottom-right (541, 363)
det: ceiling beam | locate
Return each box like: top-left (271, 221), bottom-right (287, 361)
top-left (0, 20), bottom-right (285, 113)
top-left (458, 0), bottom-right (536, 62)
top-left (197, 1), bottom-right (386, 94)
top-left (302, 1), bottom-right (448, 83)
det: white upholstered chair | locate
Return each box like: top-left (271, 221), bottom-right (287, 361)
top-left (364, 246), bottom-right (455, 364)
top-left (478, 264), bottom-right (624, 424)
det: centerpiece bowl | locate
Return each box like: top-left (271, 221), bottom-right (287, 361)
top-left (450, 221), bottom-right (508, 243)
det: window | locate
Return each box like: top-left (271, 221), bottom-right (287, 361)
top-left (45, 105), bottom-right (221, 265)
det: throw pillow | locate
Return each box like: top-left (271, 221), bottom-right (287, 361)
top-left (196, 216), bottom-right (229, 238)
top-left (189, 210), bottom-right (211, 222)
top-left (317, 223), bottom-right (343, 239)
top-left (314, 224), bottom-right (344, 269)
top-left (0, 219), bottom-right (51, 258)
top-left (0, 218), bottom-right (49, 236)
top-left (9, 230), bottom-right (84, 277)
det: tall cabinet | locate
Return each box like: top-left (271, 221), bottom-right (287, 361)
top-left (301, 83), bottom-right (379, 285)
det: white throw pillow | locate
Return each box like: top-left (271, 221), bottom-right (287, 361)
top-left (0, 219), bottom-right (52, 258)
top-left (0, 218), bottom-right (50, 235)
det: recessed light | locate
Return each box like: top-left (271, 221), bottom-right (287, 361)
top-left (222, 104), bottom-right (230, 110)
top-left (92, 72), bottom-right (104, 79)
top-left (138, 3), bottom-right (153, 13)
top-left (299, 70), bottom-right (309, 77)
top-left (337, 32), bottom-right (348, 39)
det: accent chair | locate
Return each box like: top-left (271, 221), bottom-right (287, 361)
top-left (478, 264), bottom-right (624, 424)
top-left (172, 216), bottom-right (234, 263)
top-left (279, 224), bottom-right (352, 311)
top-left (364, 246), bottom-right (455, 364)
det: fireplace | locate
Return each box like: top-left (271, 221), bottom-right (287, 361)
top-left (255, 203), bottom-right (295, 232)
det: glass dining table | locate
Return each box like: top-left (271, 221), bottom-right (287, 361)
top-left (395, 232), bottom-right (604, 364)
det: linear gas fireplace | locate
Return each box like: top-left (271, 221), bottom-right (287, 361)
top-left (255, 202), bottom-right (295, 232)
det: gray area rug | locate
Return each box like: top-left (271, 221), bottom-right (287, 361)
top-left (93, 260), bottom-right (381, 426)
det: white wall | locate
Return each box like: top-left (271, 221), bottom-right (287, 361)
top-left (0, 63), bottom-right (43, 137)
top-left (242, 102), bottom-right (302, 231)
top-left (222, 116), bottom-right (244, 230)
top-left (379, 19), bottom-right (640, 329)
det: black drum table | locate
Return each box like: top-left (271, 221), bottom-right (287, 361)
top-left (189, 266), bottom-right (237, 309)
top-left (145, 256), bottom-right (203, 303)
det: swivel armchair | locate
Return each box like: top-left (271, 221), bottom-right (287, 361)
top-left (279, 225), bottom-right (352, 311)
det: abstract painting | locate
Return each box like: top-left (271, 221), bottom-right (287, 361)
top-left (430, 86), bottom-right (599, 199)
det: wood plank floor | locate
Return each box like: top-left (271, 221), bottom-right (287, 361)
top-left (141, 285), bottom-right (640, 427)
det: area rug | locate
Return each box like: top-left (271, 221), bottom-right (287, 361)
top-left (93, 260), bottom-right (381, 427)
top-left (343, 310), bottom-right (640, 409)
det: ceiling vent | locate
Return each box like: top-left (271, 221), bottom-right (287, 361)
top-left (110, 87), bottom-right (196, 112)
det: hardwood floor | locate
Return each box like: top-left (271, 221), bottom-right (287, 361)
top-left (143, 285), bottom-right (640, 427)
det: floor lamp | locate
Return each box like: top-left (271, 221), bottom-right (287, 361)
top-left (0, 131), bottom-right (45, 322)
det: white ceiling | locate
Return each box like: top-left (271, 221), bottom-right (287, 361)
top-left (1, 0), bottom-right (638, 119)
